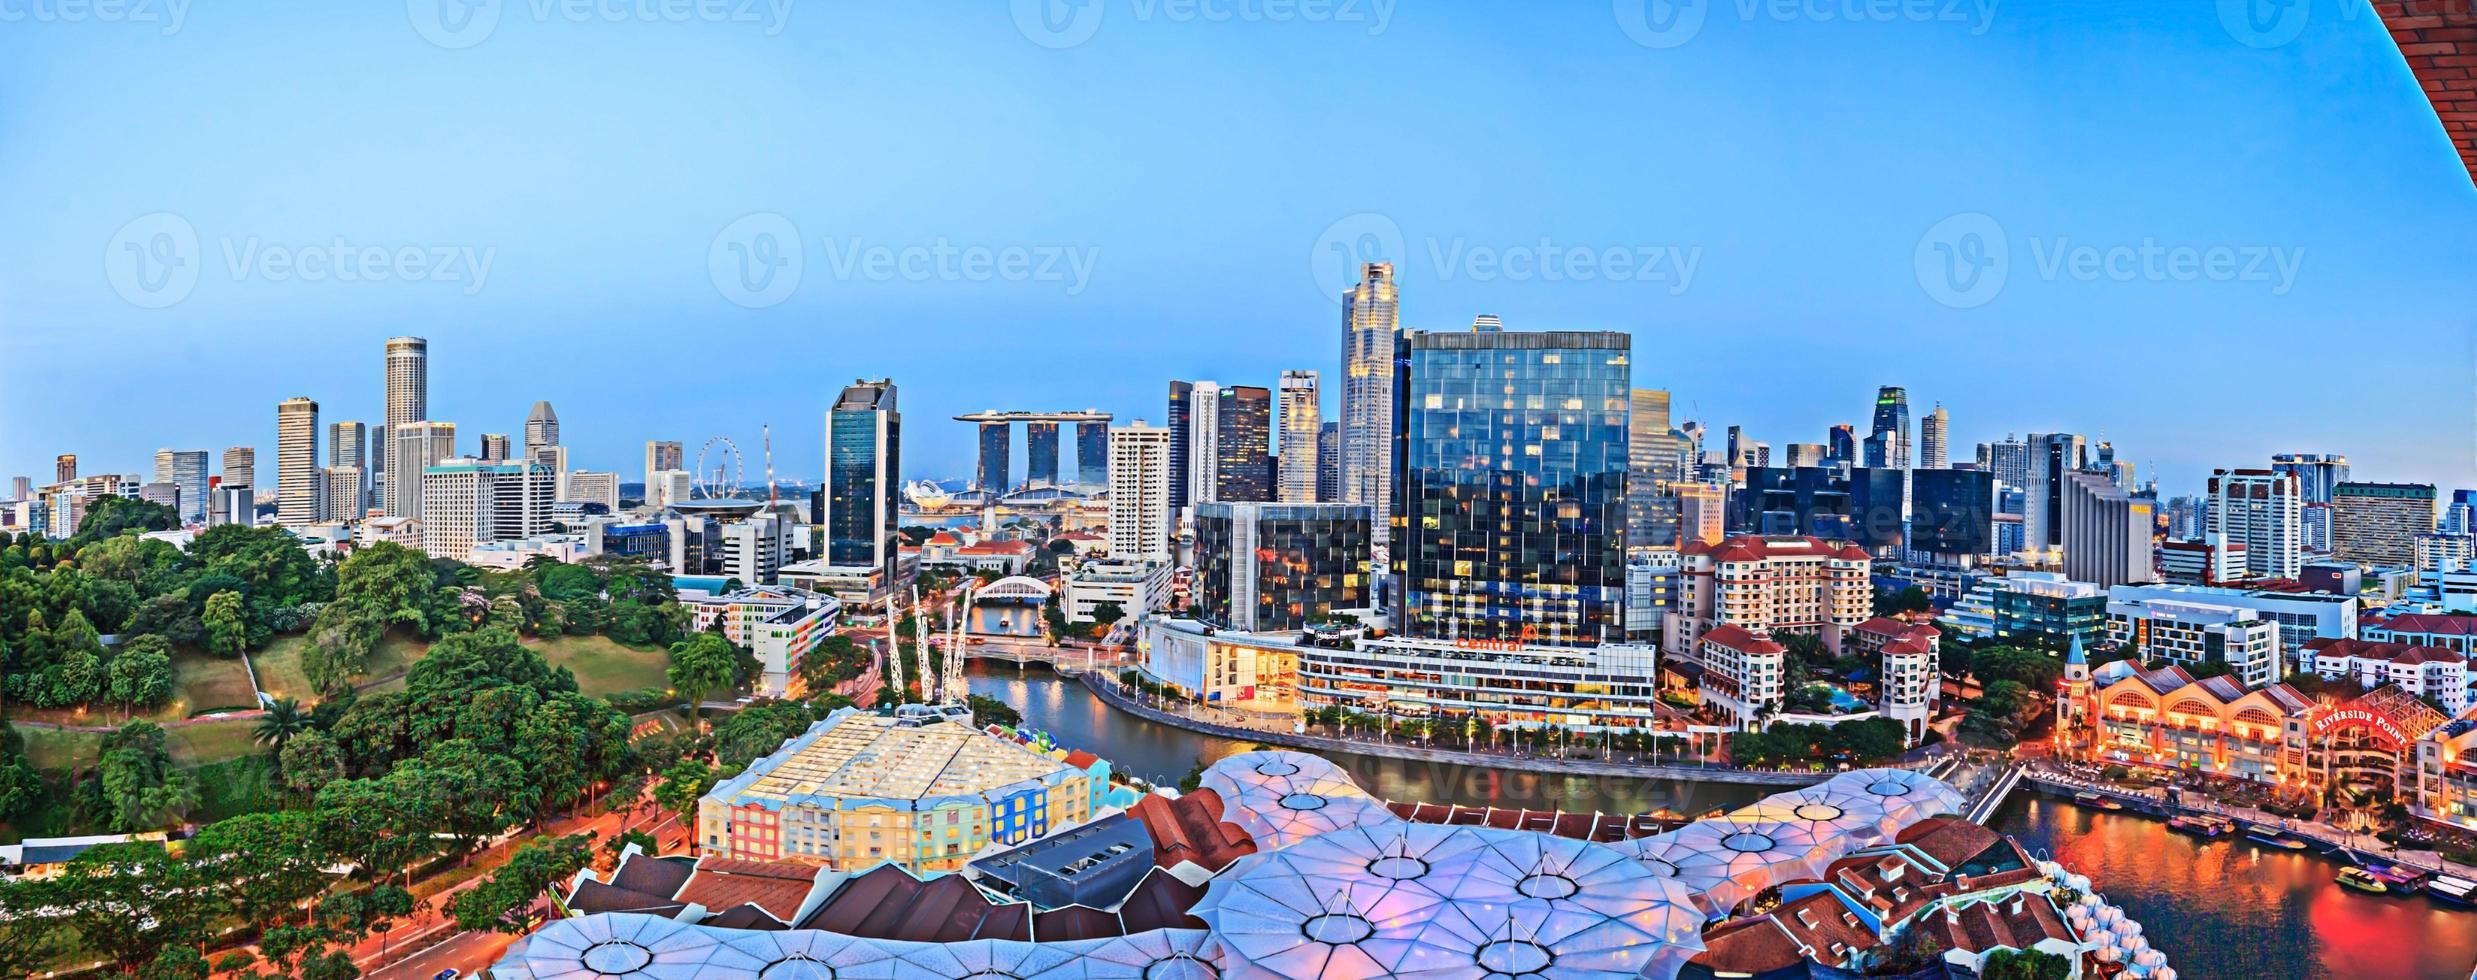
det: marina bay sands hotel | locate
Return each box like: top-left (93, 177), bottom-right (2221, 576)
top-left (953, 410), bottom-right (1113, 493)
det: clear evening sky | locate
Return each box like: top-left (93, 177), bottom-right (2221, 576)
top-left (2, 0), bottom-right (2471, 494)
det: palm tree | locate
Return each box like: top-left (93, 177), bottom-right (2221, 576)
top-left (254, 697), bottom-right (310, 752)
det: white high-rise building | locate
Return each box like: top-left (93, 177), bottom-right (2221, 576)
top-left (276, 397), bottom-right (321, 526)
top-left (2209, 468), bottom-right (2302, 581)
top-left (1276, 370), bottom-right (1320, 503)
top-left (1338, 262), bottom-right (1397, 538)
top-left (1918, 405), bottom-right (1949, 470)
top-left (390, 421), bottom-right (458, 526)
top-left (383, 337), bottom-right (429, 516)
top-left (1185, 380), bottom-right (1222, 511)
top-left (652, 469), bottom-right (693, 510)
top-left (329, 421), bottom-right (370, 513)
top-left (564, 471), bottom-right (620, 513)
top-left (645, 440), bottom-right (684, 499)
top-left (221, 447), bottom-right (255, 492)
top-left (2062, 470), bottom-right (2156, 588)
top-left (419, 458), bottom-right (555, 560)
top-left (525, 401), bottom-right (560, 460)
top-left (323, 467), bottom-right (366, 523)
top-left (1108, 422), bottom-right (1173, 563)
top-left (532, 445), bottom-right (570, 499)
top-left (152, 449), bottom-right (209, 525)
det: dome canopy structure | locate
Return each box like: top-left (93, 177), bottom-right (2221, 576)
top-left (1192, 821), bottom-right (1705, 980)
top-left (494, 913), bottom-right (1218, 979)
top-left (1200, 751), bottom-right (1402, 851)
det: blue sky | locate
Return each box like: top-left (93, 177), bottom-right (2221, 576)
top-left (2, 0), bottom-right (2471, 494)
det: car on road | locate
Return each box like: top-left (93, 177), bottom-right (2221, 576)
top-left (432, 970), bottom-right (461, 980)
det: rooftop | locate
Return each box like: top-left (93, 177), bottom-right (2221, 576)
top-left (708, 710), bottom-right (1077, 811)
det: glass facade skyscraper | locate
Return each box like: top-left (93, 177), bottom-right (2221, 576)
top-left (1390, 330), bottom-right (1631, 646)
top-left (1193, 502), bottom-right (1371, 632)
top-left (824, 381), bottom-right (902, 585)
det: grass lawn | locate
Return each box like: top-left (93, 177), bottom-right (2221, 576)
top-left (533, 635), bottom-right (673, 697)
top-left (3, 649), bottom-right (261, 726)
top-left (253, 629), bottom-right (429, 704)
top-left (19, 726), bottom-right (100, 770)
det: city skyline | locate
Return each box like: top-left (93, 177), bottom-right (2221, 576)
top-left (4, 3), bottom-right (2472, 494)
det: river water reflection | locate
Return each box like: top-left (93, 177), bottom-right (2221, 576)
top-left (978, 662), bottom-right (2477, 980)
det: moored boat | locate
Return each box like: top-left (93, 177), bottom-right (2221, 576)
top-left (2074, 791), bottom-right (2126, 811)
top-left (2243, 824), bottom-right (2309, 850)
top-left (2338, 867), bottom-right (2391, 895)
top-left (2426, 874), bottom-right (2477, 908)
top-left (2168, 815), bottom-right (2228, 838)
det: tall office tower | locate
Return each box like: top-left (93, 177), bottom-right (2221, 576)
top-left (152, 449), bottom-right (209, 524)
top-left (383, 337), bottom-right (429, 515)
top-left (1075, 421), bottom-right (1109, 489)
top-left (2331, 482), bottom-right (2437, 566)
top-left (275, 397), bottom-right (322, 526)
top-left (564, 472), bottom-right (620, 513)
top-left (1277, 370), bottom-right (1321, 503)
top-left (532, 446), bottom-right (570, 500)
top-left (644, 440), bottom-right (684, 497)
top-left (1781, 443), bottom-right (1828, 468)
top-left (2447, 489), bottom-right (2477, 536)
top-left (2021, 433), bottom-right (2088, 555)
top-left (974, 422), bottom-right (1011, 493)
top-left (322, 467), bottom-right (366, 522)
top-left (2272, 453), bottom-right (2350, 552)
top-left (53, 454), bottom-right (77, 483)
top-left (2061, 471), bottom-right (2156, 588)
top-left (1729, 466), bottom-right (1908, 549)
top-left (328, 421), bottom-right (367, 470)
top-left (1867, 386), bottom-right (1911, 470)
top-left (822, 380), bottom-right (903, 592)
top-left (2164, 495), bottom-right (2207, 540)
top-left (1023, 421), bottom-right (1060, 488)
top-left (2208, 468), bottom-right (2302, 580)
top-left (1192, 502), bottom-right (1371, 631)
top-left (139, 481), bottom-right (182, 512)
top-left (390, 421), bottom-right (458, 525)
top-left (222, 447), bottom-right (255, 491)
top-left (1167, 381), bottom-right (1196, 514)
top-left (1213, 384), bottom-right (1275, 503)
top-left (1725, 425), bottom-right (1746, 471)
top-left (1910, 469), bottom-right (1998, 557)
top-left (1338, 262), bottom-right (1398, 534)
top-left (419, 459), bottom-right (556, 560)
top-left (1919, 405), bottom-right (1949, 469)
top-left (1315, 420), bottom-right (1341, 503)
top-left (1826, 425), bottom-right (1855, 465)
top-left (479, 433), bottom-right (513, 461)
top-left (1627, 388), bottom-right (1683, 552)
top-left (1107, 422), bottom-right (1173, 563)
top-left (1181, 380), bottom-right (1221, 508)
top-left (524, 401), bottom-right (560, 460)
top-left (1391, 329), bottom-right (1630, 646)
top-left (1984, 435), bottom-right (2030, 490)
top-left (1470, 314), bottom-right (1503, 332)
top-left (9, 477), bottom-right (28, 501)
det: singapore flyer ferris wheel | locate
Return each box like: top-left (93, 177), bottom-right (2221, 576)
top-left (693, 436), bottom-right (744, 501)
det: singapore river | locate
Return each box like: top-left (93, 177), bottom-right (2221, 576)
top-left (973, 661), bottom-right (2477, 980)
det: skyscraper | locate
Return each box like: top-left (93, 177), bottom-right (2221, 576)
top-left (1107, 422), bottom-right (1173, 564)
top-left (975, 421), bottom-right (1011, 493)
top-left (1391, 329), bottom-right (1630, 646)
top-left (9, 477), bottom-right (28, 501)
top-left (645, 440), bottom-right (684, 498)
top-left (1212, 384), bottom-right (1274, 503)
top-left (1276, 370), bottom-right (1321, 503)
top-left (524, 400), bottom-right (560, 460)
top-left (222, 447), bottom-right (255, 491)
top-left (330, 421), bottom-right (370, 512)
top-left (479, 434), bottom-right (513, 461)
top-left (152, 449), bottom-right (209, 524)
top-left (1984, 435), bottom-right (2030, 490)
top-left (383, 336), bottom-right (429, 516)
top-left (1826, 425), bottom-right (1855, 466)
top-left (53, 454), bottom-right (76, 483)
top-left (2332, 482), bottom-right (2436, 566)
top-left (1911, 469), bottom-right (1997, 557)
top-left (1316, 420), bottom-right (1340, 503)
top-left (1192, 502), bottom-right (1370, 631)
top-left (275, 397), bottom-right (321, 526)
top-left (1075, 421), bottom-right (1109, 489)
top-left (1919, 404), bottom-right (1949, 470)
top-left (2022, 433), bottom-right (2087, 555)
top-left (2272, 453), bottom-right (2350, 553)
top-left (419, 459), bottom-right (555, 561)
top-left (323, 467), bottom-right (366, 522)
top-left (1024, 421), bottom-right (1060, 487)
top-left (1181, 380), bottom-right (1219, 509)
top-left (1627, 388), bottom-right (1683, 552)
top-left (390, 421), bottom-right (458, 526)
top-left (822, 380), bottom-right (902, 594)
top-left (2061, 471), bottom-right (2155, 588)
top-left (1338, 262), bottom-right (1397, 535)
top-left (2208, 468), bottom-right (2302, 580)
top-left (1167, 380), bottom-right (1195, 515)
top-left (1867, 386), bottom-right (1911, 470)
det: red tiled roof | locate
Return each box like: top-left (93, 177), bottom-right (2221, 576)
top-left (1129, 789), bottom-right (1257, 872)
top-left (958, 541), bottom-right (1035, 555)
top-left (1693, 917), bottom-right (1812, 975)
top-left (1922, 892), bottom-right (2076, 955)
top-left (1062, 750), bottom-right (1102, 771)
top-left (1700, 534), bottom-right (1871, 564)
top-left (2370, 614), bottom-right (2477, 636)
top-left (675, 857), bottom-right (821, 923)
top-left (1703, 623), bottom-right (1786, 655)
top-left (2376, 0), bottom-right (2477, 185)
top-left (2307, 637), bottom-right (2469, 666)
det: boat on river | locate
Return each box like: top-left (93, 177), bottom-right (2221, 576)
top-left (2168, 814), bottom-right (2232, 838)
top-left (2073, 791), bottom-right (2126, 811)
top-left (2426, 874), bottom-right (2477, 908)
top-left (2338, 867), bottom-right (2393, 895)
top-left (2243, 824), bottom-right (2310, 850)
